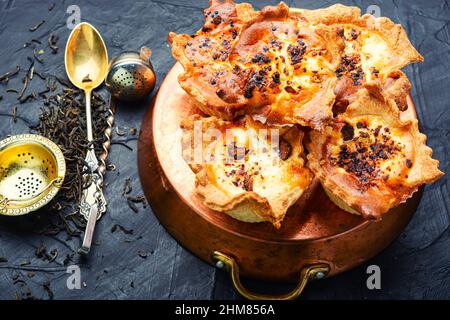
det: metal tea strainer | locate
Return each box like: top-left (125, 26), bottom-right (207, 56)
top-left (0, 134), bottom-right (66, 216)
top-left (105, 47), bottom-right (156, 102)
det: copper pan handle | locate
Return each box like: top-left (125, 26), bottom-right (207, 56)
top-left (213, 251), bottom-right (330, 300)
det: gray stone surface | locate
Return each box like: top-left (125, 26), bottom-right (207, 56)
top-left (0, 0), bottom-right (449, 300)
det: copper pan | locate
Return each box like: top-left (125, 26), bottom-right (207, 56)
top-left (137, 63), bottom-right (422, 299)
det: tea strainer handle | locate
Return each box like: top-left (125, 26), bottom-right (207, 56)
top-left (0, 177), bottom-right (63, 213)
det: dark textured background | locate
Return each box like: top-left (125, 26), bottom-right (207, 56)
top-left (0, 0), bottom-right (449, 300)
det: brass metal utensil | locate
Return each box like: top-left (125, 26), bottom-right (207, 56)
top-left (0, 134), bottom-right (65, 216)
top-left (65, 22), bottom-right (108, 255)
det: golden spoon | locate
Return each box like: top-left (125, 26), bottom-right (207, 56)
top-left (65, 22), bottom-right (108, 254)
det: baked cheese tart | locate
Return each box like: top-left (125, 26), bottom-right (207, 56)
top-left (170, 1), bottom-right (443, 226)
top-left (170, 1), bottom-right (343, 129)
top-left (307, 90), bottom-right (444, 218)
top-left (181, 115), bottom-right (313, 228)
top-left (291, 4), bottom-right (423, 111)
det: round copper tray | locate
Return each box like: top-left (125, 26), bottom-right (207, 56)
top-left (138, 63), bottom-right (422, 299)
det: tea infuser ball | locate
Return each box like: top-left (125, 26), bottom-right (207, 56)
top-left (105, 47), bottom-right (156, 102)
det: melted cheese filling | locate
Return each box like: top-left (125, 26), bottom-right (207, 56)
top-left (187, 15), bottom-right (335, 118)
top-left (342, 26), bottom-right (394, 82)
top-left (329, 116), bottom-right (413, 184)
top-left (206, 127), bottom-right (307, 200)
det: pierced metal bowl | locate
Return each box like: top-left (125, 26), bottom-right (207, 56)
top-left (0, 134), bottom-right (66, 216)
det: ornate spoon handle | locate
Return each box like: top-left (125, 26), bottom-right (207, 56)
top-left (79, 205), bottom-right (99, 255)
top-left (99, 100), bottom-right (115, 178)
top-left (79, 150), bottom-right (106, 255)
top-left (78, 97), bottom-right (114, 255)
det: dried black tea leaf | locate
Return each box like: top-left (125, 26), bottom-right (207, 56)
top-left (111, 224), bottom-right (134, 235)
top-left (29, 20), bottom-right (45, 32)
top-left (137, 250), bottom-right (149, 259)
top-left (122, 178), bottom-right (132, 196)
top-left (48, 33), bottom-right (59, 54)
top-left (111, 140), bottom-right (133, 151)
top-left (42, 281), bottom-right (54, 300)
top-left (0, 65), bottom-right (20, 83)
top-left (20, 260), bottom-right (31, 266)
top-left (82, 74), bottom-right (92, 83)
top-left (32, 81), bottom-right (110, 236)
top-left (12, 106), bottom-right (17, 122)
top-left (127, 199), bottom-right (139, 213)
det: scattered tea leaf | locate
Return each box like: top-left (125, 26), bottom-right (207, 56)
top-left (137, 250), bottom-right (149, 259)
top-left (122, 178), bottom-right (132, 196)
top-left (0, 65), bottom-right (20, 83)
top-left (111, 224), bottom-right (134, 235)
top-left (34, 82), bottom-right (110, 235)
top-left (13, 278), bottom-right (26, 285)
top-left (125, 195), bottom-right (147, 213)
top-left (82, 74), bottom-right (92, 83)
top-left (47, 249), bottom-right (58, 262)
top-left (63, 254), bottom-right (74, 266)
top-left (35, 243), bottom-right (47, 259)
top-left (12, 106), bottom-right (17, 123)
top-left (42, 281), bottom-right (54, 300)
top-left (115, 126), bottom-right (127, 136)
top-left (48, 32), bottom-right (59, 54)
top-left (29, 20), bottom-right (45, 32)
top-left (20, 260), bottom-right (31, 266)
top-left (111, 140), bottom-right (133, 151)
top-left (127, 199), bottom-right (139, 213)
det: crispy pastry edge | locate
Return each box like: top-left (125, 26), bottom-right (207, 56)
top-left (294, 4), bottom-right (423, 69)
top-left (181, 115), bottom-right (313, 228)
top-left (307, 89), bottom-right (444, 218)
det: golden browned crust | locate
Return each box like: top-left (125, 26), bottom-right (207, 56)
top-left (169, 0), bottom-right (259, 119)
top-left (359, 14), bottom-right (424, 69)
top-left (181, 114), bottom-right (313, 228)
top-left (170, 1), bottom-right (341, 128)
top-left (286, 77), bottom-right (337, 129)
top-left (307, 90), bottom-right (443, 219)
top-left (170, 1), bottom-right (440, 224)
top-left (294, 4), bottom-right (423, 69)
top-left (290, 4), bottom-right (362, 25)
top-left (291, 3), bottom-right (422, 112)
top-left (335, 70), bottom-right (412, 111)
top-left (365, 70), bottom-right (412, 111)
